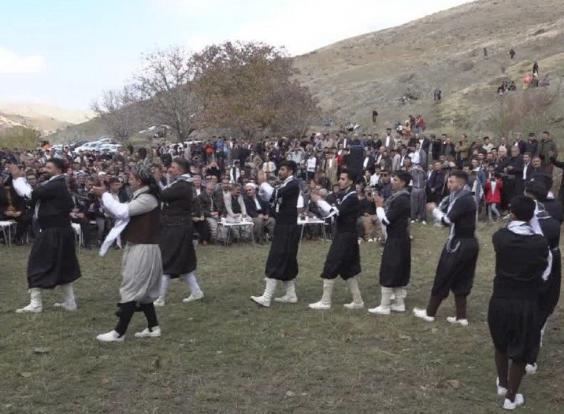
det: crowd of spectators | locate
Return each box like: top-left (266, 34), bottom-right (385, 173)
top-left (1, 117), bottom-right (562, 248)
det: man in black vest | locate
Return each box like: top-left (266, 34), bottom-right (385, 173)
top-left (251, 160), bottom-right (301, 307)
top-left (10, 159), bottom-right (81, 313)
top-left (155, 158), bottom-right (203, 307)
top-left (308, 170), bottom-right (364, 310)
top-left (487, 196), bottom-right (549, 410)
top-left (369, 171), bottom-right (411, 315)
top-left (414, 171), bottom-right (479, 325)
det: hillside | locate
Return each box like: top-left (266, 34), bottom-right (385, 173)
top-left (46, 0), bottom-right (564, 143)
top-left (294, 0), bottom-right (564, 135)
top-left (0, 102), bottom-right (91, 136)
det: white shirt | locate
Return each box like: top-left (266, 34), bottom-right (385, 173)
top-left (306, 157), bottom-right (317, 172)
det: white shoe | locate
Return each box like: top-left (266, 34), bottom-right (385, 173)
top-left (274, 281), bottom-right (298, 303)
top-left (496, 378), bottom-right (508, 397)
top-left (309, 301), bottom-right (331, 310)
top-left (421, 220), bottom-right (427, 225)
top-left (251, 295), bottom-right (271, 307)
top-left (410, 220), bottom-right (416, 224)
top-left (390, 303), bottom-right (406, 312)
top-left (274, 295), bottom-right (298, 304)
top-left (503, 394), bottom-right (524, 410)
top-left (16, 288), bottom-right (42, 313)
top-left (182, 291), bottom-right (204, 303)
top-left (368, 305), bottom-right (391, 315)
top-left (525, 363), bottom-right (538, 375)
top-left (53, 301), bottom-right (77, 311)
top-left (96, 330), bottom-right (124, 343)
top-left (154, 297), bottom-right (166, 307)
top-left (413, 307), bottom-right (435, 322)
top-left (16, 303), bottom-right (42, 313)
top-left (344, 301), bottom-right (364, 310)
top-left (134, 326), bottom-right (162, 338)
top-left (368, 238), bottom-right (374, 243)
top-left (446, 316), bottom-right (469, 326)
top-left (250, 278), bottom-right (278, 308)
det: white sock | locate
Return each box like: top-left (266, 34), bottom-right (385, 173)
top-left (61, 283), bottom-right (76, 304)
top-left (182, 272), bottom-right (202, 295)
top-left (159, 274), bottom-right (171, 299)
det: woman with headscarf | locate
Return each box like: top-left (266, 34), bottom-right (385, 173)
top-left (92, 166), bottom-right (163, 343)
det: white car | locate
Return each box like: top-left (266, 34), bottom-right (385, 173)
top-left (99, 143), bottom-right (123, 153)
top-left (74, 142), bottom-right (103, 153)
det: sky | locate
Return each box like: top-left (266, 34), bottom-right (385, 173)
top-left (0, 0), bottom-right (473, 112)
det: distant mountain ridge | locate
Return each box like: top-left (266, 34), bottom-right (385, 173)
top-left (0, 102), bottom-right (91, 135)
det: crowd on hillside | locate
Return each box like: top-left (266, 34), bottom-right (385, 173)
top-left (1, 117), bottom-right (562, 248)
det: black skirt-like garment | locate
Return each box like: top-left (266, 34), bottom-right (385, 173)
top-left (321, 232), bottom-right (361, 280)
top-left (380, 235), bottom-right (411, 287)
top-left (265, 223), bottom-right (300, 281)
top-left (27, 227), bottom-right (81, 289)
top-left (431, 238), bottom-right (479, 298)
top-left (488, 297), bottom-right (540, 363)
top-left (159, 224), bottom-right (197, 278)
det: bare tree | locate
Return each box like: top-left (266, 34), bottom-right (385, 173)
top-left (133, 47), bottom-right (201, 142)
top-left (91, 86), bottom-right (138, 140)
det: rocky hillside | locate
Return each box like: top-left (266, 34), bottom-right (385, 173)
top-left (294, 0), bottom-right (564, 136)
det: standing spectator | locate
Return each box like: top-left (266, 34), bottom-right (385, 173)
top-left (485, 171), bottom-right (503, 221)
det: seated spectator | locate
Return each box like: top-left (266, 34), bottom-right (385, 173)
top-left (243, 183), bottom-right (275, 243)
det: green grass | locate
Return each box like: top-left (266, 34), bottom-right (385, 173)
top-left (1, 223), bottom-right (563, 414)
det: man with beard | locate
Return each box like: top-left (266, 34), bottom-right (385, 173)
top-left (154, 159), bottom-right (204, 306)
top-left (308, 170), bottom-right (364, 310)
top-left (368, 171), bottom-right (411, 315)
top-left (251, 160), bottom-right (301, 307)
top-left (413, 171), bottom-right (479, 326)
top-left (93, 166), bottom-right (163, 342)
top-left (9, 158), bottom-right (81, 313)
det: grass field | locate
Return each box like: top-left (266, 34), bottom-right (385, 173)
top-left (1, 223), bottom-right (563, 414)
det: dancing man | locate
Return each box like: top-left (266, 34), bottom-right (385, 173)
top-left (9, 159), bottom-right (81, 313)
top-left (487, 195), bottom-right (549, 410)
top-left (413, 170), bottom-right (479, 325)
top-left (251, 160), bottom-right (301, 307)
top-left (94, 166), bottom-right (163, 342)
top-left (523, 179), bottom-right (560, 374)
top-left (369, 171), bottom-right (411, 315)
top-left (155, 158), bottom-right (204, 306)
top-left (308, 170), bottom-right (364, 310)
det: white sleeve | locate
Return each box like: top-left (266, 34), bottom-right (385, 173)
top-left (316, 199), bottom-right (337, 218)
top-left (432, 207), bottom-right (450, 225)
top-left (376, 207), bottom-right (389, 225)
top-left (128, 194), bottom-right (159, 217)
top-left (297, 193), bottom-right (304, 209)
top-left (101, 192), bottom-right (130, 220)
top-left (542, 250), bottom-right (553, 282)
top-left (12, 177), bottom-right (33, 198)
top-left (259, 183), bottom-right (274, 202)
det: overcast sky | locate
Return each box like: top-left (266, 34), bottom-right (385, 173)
top-left (0, 0), bottom-right (473, 111)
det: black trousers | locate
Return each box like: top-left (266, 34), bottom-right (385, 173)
top-left (115, 302), bottom-right (159, 336)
